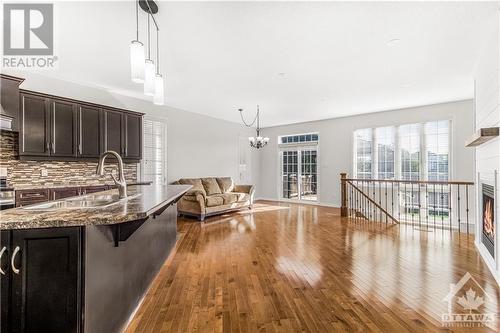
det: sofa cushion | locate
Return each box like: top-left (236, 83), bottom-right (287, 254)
top-left (216, 177), bottom-right (234, 193)
top-left (202, 178), bottom-right (222, 195)
top-left (206, 195), bottom-right (224, 207)
top-left (178, 178), bottom-right (206, 195)
top-left (183, 195), bottom-right (198, 202)
top-left (217, 193), bottom-right (238, 204)
top-left (233, 192), bottom-right (249, 202)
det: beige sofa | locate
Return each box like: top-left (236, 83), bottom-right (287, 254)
top-left (175, 177), bottom-right (254, 221)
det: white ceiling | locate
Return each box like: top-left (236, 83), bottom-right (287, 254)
top-left (32, 1), bottom-right (495, 126)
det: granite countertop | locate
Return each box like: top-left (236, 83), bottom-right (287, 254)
top-left (0, 184), bottom-right (191, 230)
top-left (12, 181), bottom-right (153, 190)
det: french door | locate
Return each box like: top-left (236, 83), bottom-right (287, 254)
top-left (280, 148), bottom-right (318, 201)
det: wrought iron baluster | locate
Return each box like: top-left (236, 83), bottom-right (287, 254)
top-left (457, 184), bottom-right (461, 233)
top-left (440, 184), bottom-right (444, 226)
top-left (448, 184), bottom-right (452, 231)
top-left (425, 184), bottom-right (428, 227)
top-left (433, 184), bottom-right (436, 230)
top-left (466, 185), bottom-right (469, 234)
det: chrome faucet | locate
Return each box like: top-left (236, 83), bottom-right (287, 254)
top-left (96, 150), bottom-right (127, 199)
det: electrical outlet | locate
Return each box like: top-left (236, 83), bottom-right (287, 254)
top-left (41, 169), bottom-right (48, 177)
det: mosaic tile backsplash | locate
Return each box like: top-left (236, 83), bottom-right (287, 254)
top-left (0, 131), bottom-right (138, 188)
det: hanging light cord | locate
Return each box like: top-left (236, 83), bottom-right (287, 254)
top-left (239, 105), bottom-right (260, 128)
top-left (135, 0), bottom-right (139, 41)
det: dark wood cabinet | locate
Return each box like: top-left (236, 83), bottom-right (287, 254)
top-left (78, 105), bottom-right (101, 158)
top-left (102, 109), bottom-right (124, 155)
top-left (15, 189), bottom-right (50, 207)
top-left (52, 187), bottom-right (81, 200)
top-left (5, 227), bottom-right (82, 333)
top-left (1, 230), bottom-right (11, 333)
top-left (124, 113), bottom-right (142, 160)
top-left (82, 185), bottom-right (108, 194)
top-left (0, 75), bottom-right (24, 131)
top-left (19, 90), bottom-right (143, 161)
top-left (20, 93), bottom-right (50, 156)
top-left (50, 99), bottom-right (78, 157)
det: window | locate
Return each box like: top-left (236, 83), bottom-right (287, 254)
top-left (353, 128), bottom-right (372, 179)
top-left (425, 120), bottom-right (449, 181)
top-left (375, 127), bottom-right (395, 179)
top-left (353, 120), bottom-right (450, 181)
top-left (280, 133), bottom-right (319, 144)
top-left (141, 118), bottom-right (166, 185)
top-left (399, 123), bottom-right (421, 181)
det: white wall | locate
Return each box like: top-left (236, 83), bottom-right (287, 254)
top-left (4, 71), bottom-right (260, 186)
top-left (257, 100), bottom-right (475, 206)
top-left (473, 7), bottom-right (500, 284)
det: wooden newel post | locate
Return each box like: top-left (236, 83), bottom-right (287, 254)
top-left (340, 173), bottom-right (348, 217)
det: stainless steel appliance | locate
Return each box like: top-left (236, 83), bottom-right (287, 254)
top-left (0, 176), bottom-right (15, 210)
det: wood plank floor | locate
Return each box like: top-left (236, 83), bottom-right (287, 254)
top-left (126, 201), bottom-right (500, 333)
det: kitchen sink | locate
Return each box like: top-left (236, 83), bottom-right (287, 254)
top-left (22, 193), bottom-right (142, 211)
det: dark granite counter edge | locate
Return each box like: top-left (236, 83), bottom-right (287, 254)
top-left (12, 181), bottom-right (153, 191)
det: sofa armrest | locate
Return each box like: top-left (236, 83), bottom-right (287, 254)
top-left (233, 184), bottom-right (255, 196)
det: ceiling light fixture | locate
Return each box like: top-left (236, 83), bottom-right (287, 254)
top-left (239, 105), bottom-right (269, 149)
top-left (130, 0), bottom-right (145, 83)
top-left (130, 1), bottom-right (164, 102)
top-left (386, 38), bottom-right (401, 46)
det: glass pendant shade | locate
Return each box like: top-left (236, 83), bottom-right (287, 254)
top-left (144, 60), bottom-right (156, 96)
top-left (153, 74), bottom-right (164, 105)
top-left (130, 41), bottom-right (145, 83)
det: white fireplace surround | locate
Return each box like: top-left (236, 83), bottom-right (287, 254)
top-left (475, 171), bottom-right (499, 284)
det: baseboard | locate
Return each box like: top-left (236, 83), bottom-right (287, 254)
top-left (255, 197), bottom-right (339, 208)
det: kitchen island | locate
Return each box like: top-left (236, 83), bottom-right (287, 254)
top-left (0, 184), bottom-right (190, 333)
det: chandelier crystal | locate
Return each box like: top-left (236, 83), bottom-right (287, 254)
top-left (239, 105), bottom-right (269, 149)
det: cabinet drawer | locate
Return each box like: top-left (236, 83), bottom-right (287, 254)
top-left (15, 189), bottom-right (50, 207)
top-left (82, 186), bottom-right (108, 194)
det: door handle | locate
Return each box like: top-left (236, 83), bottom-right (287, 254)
top-left (11, 246), bottom-right (20, 275)
top-left (0, 246), bottom-right (7, 275)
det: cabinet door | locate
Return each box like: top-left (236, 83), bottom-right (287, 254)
top-left (124, 113), bottom-right (142, 160)
top-left (50, 99), bottom-right (78, 157)
top-left (1, 230), bottom-right (11, 333)
top-left (78, 105), bottom-right (101, 158)
top-left (10, 227), bottom-right (82, 333)
top-left (102, 109), bottom-right (124, 156)
top-left (51, 187), bottom-right (81, 200)
top-left (20, 94), bottom-right (50, 156)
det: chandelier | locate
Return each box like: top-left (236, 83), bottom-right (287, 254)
top-left (238, 105), bottom-right (269, 149)
top-left (129, 0), bottom-right (164, 105)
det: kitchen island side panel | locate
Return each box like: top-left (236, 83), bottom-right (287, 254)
top-left (84, 204), bottom-right (178, 333)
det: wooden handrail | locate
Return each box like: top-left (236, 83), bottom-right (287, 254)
top-left (347, 181), bottom-right (399, 223)
top-left (345, 178), bottom-right (474, 186)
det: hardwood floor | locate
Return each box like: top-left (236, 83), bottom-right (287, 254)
top-left (126, 201), bottom-right (500, 332)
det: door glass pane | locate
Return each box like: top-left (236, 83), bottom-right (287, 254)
top-left (282, 151), bottom-right (299, 199)
top-left (301, 149), bottom-right (318, 201)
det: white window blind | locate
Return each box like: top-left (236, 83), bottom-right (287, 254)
top-left (142, 119), bottom-right (166, 185)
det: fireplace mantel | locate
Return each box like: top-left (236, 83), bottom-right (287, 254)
top-left (465, 127), bottom-right (499, 147)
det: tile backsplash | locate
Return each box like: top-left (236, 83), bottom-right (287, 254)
top-left (0, 131), bottom-right (138, 188)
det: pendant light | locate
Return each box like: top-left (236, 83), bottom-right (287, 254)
top-left (130, 0), bottom-right (145, 83)
top-left (238, 105), bottom-right (270, 149)
top-left (153, 28), bottom-right (164, 105)
top-left (144, 13), bottom-right (156, 96)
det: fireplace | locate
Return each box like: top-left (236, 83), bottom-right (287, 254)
top-left (482, 183), bottom-right (495, 258)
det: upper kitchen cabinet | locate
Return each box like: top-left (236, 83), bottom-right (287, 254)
top-left (19, 89), bottom-right (143, 161)
top-left (78, 105), bottom-right (101, 158)
top-left (124, 112), bottom-right (142, 160)
top-left (0, 75), bottom-right (24, 131)
top-left (102, 108), bottom-right (124, 155)
top-left (19, 93), bottom-right (50, 156)
top-left (50, 99), bottom-right (78, 157)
